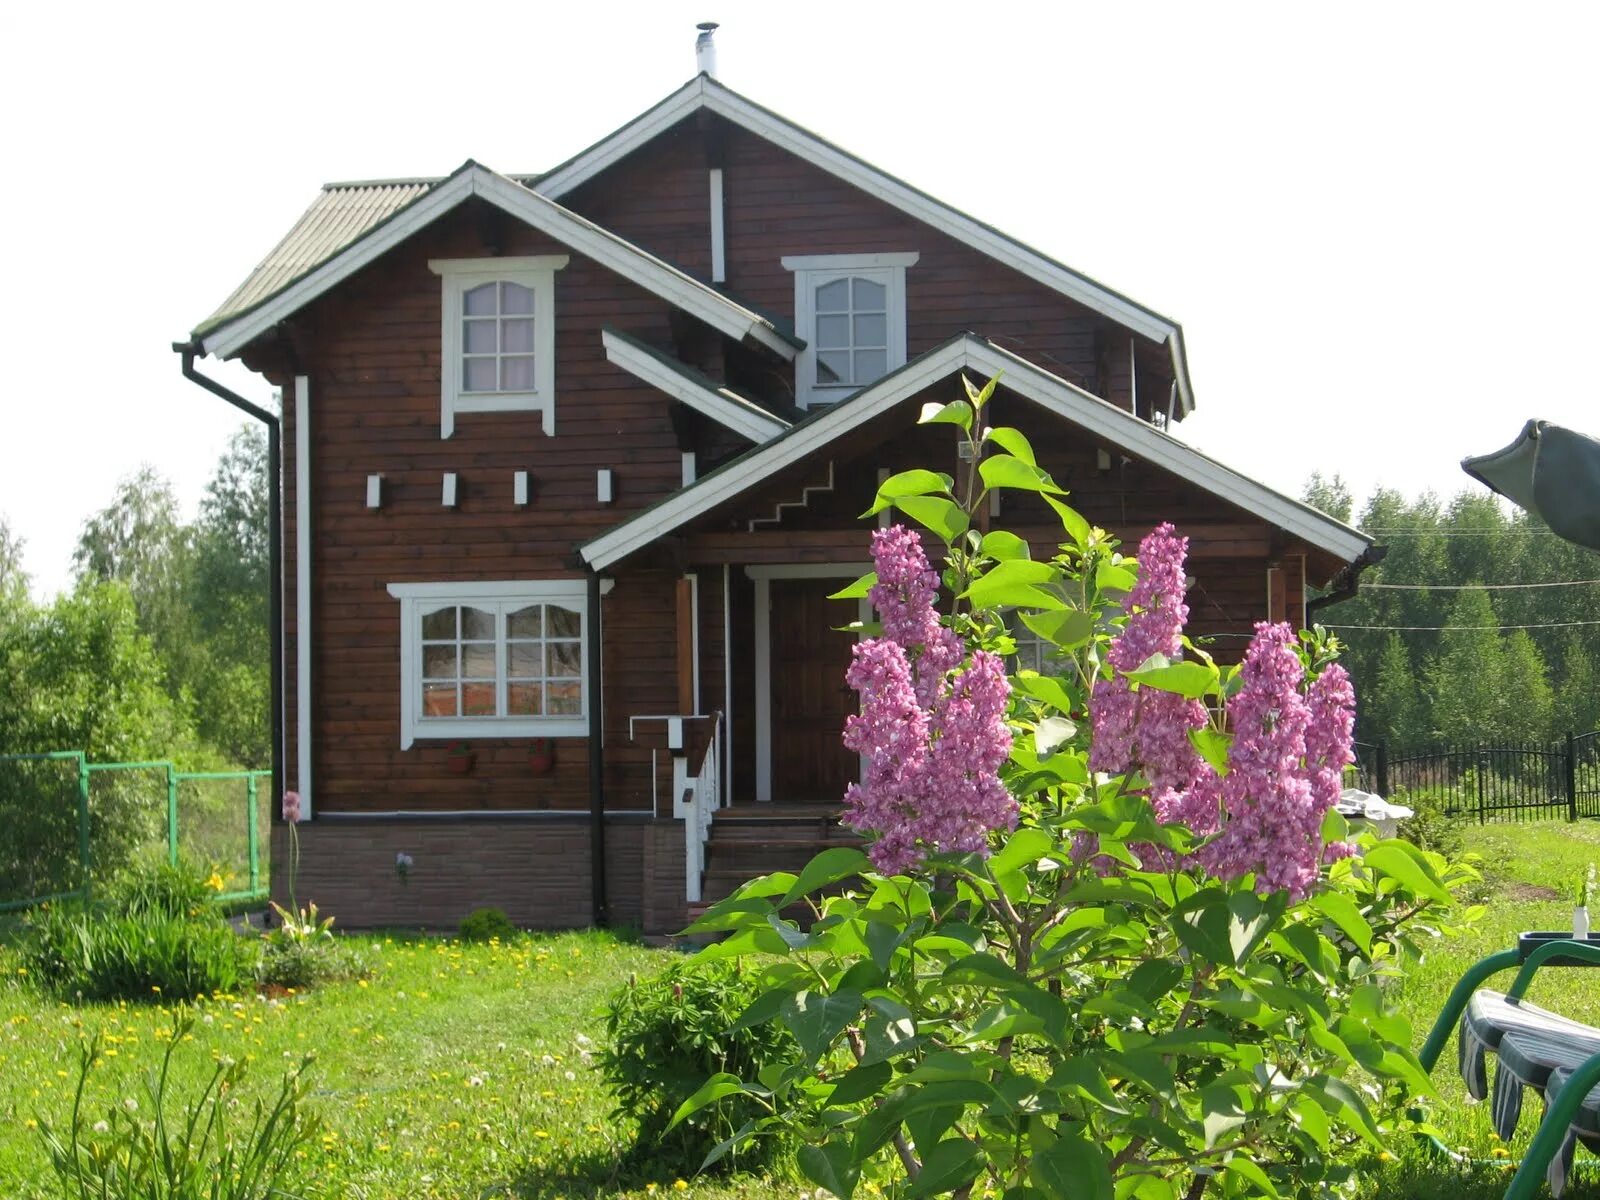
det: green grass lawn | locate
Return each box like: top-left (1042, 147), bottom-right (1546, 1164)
top-left (7, 822), bottom-right (1600, 1199)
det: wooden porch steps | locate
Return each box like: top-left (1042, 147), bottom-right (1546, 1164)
top-left (687, 806), bottom-right (863, 921)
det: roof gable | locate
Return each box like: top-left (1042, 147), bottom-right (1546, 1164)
top-left (192, 162), bottom-right (798, 363)
top-left (600, 326), bottom-right (789, 444)
top-left (535, 76), bottom-right (1194, 415)
top-left (579, 334), bottom-right (1366, 571)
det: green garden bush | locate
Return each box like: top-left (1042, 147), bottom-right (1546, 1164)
top-left (457, 905), bottom-right (516, 943)
top-left (598, 957), bottom-right (796, 1175)
top-left (260, 899), bottom-right (366, 989)
top-left (19, 859), bottom-right (254, 1002)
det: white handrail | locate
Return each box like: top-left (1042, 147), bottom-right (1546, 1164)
top-left (683, 712), bottom-right (724, 903)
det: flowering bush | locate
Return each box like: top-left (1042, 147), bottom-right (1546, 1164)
top-left (673, 377), bottom-right (1477, 1200)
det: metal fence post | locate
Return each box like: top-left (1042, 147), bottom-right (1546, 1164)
top-left (246, 775), bottom-right (260, 895)
top-left (76, 752), bottom-right (91, 901)
top-left (1376, 741), bottom-right (1389, 798)
top-left (1477, 749), bottom-right (1486, 825)
top-left (1568, 732), bottom-right (1580, 823)
top-left (166, 765), bottom-right (179, 867)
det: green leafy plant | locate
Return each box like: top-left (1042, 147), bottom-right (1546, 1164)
top-left (20, 859), bottom-right (254, 1002)
top-left (457, 906), bottom-right (516, 943)
top-left (598, 958), bottom-right (796, 1175)
top-left (670, 379), bottom-right (1480, 1200)
top-left (36, 1013), bottom-right (319, 1200)
top-left (259, 899), bottom-right (364, 989)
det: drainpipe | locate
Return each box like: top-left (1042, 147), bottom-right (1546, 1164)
top-left (586, 569), bottom-right (609, 927)
top-left (172, 341), bottom-right (284, 814)
top-left (1306, 543), bottom-right (1388, 617)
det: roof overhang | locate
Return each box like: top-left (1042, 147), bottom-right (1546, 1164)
top-left (601, 327), bottom-right (789, 444)
top-left (536, 76), bottom-right (1195, 416)
top-left (195, 162), bottom-right (798, 364)
top-left (579, 334), bottom-right (1368, 572)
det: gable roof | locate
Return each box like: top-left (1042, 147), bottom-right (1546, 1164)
top-left (192, 162), bottom-right (798, 363)
top-left (536, 75), bottom-right (1195, 416)
top-left (601, 327), bottom-right (790, 444)
top-left (579, 334), bottom-right (1368, 572)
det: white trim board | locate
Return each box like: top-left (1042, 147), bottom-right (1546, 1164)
top-left (198, 162), bottom-right (797, 364)
top-left (295, 375), bottom-right (313, 818)
top-left (534, 76), bottom-right (1192, 413)
top-left (601, 328), bottom-right (789, 444)
top-left (747, 563), bottom-right (871, 803)
top-left (579, 334), bottom-right (1371, 571)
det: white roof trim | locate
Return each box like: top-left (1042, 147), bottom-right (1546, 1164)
top-left (579, 335), bottom-right (1368, 571)
top-left (536, 77), bottom-right (1192, 414)
top-left (199, 163), bottom-right (797, 364)
top-left (601, 329), bottom-right (789, 445)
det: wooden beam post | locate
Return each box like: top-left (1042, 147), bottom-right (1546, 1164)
top-left (675, 576), bottom-right (695, 714)
top-left (1266, 565), bottom-right (1288, 626)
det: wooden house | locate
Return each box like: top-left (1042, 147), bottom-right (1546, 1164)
top-left (179, 54), bottom-right (1376, 933)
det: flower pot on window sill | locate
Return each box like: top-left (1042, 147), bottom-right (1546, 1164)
top-left (446, 742), bottom-right (476, 774)
top-left (528, 738), bottom-right (555, 776)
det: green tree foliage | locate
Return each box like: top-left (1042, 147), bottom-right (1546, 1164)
top-left (1304, 477), bottom-right (1600, 747)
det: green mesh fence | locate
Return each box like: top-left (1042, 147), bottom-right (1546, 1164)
top-left (0, 751), bottom-right (269, 912)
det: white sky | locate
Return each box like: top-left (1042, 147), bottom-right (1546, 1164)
top-left (2, 1), bottom-right (1596, 597)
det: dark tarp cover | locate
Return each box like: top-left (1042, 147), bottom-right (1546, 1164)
top-left (1463, 420), bottom-right (1600, 553)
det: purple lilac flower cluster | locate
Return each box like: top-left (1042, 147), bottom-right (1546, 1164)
top-left (843, 526), bottom-right (1016, 873)
top-left (1087, 526), bottom-right (1357, 901)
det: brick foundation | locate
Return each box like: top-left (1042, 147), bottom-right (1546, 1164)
top-left (270, 814), bottom-right (688, 934)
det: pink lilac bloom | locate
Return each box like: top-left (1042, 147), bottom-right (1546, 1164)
top-left (842, 526), bottom-right (1015, 873)
top-left (1089, 523), bottom-right (1207, 791)
top-left (1198, 622), bottom-right (1346, 901)
top-left (281, 790), bottom-right (303, 824)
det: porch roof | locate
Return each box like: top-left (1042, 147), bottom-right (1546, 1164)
top-left (577, 333), bottom-right (1373, 572)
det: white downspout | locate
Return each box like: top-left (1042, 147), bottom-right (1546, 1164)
top-left (295, 375), bottom-right (313, 818)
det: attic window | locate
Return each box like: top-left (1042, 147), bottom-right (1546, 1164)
top-left (430, 256), bottom-right (569, 438)
top-left (783, 253), bottom-right (917, 408)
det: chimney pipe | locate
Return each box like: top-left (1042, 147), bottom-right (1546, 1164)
top-left (695, 22), bottom-right (719, 77)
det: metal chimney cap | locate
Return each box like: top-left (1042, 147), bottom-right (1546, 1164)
top-left (697, 21), bottom-right (719, 31)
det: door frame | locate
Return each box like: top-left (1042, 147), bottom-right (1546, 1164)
top-left (747, 563), bottom-right (872, 803)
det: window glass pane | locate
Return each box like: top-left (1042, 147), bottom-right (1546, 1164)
top-left (509, 643), bottom-right (541, 674)
top-left (547, 682), bottom-right (582, 715)
top-left (548, 643), bottom-right (582, 678)
top-left (854, 349), bottom-right (887, 382)
top-left (421, 608), bottom-right (456, 639)
top-left (815, 278), bottom-right (849, 311)
top-left (815, 314), bottom-right (849, 349)
top-left (463, 319), bottom-right (497, 354)
top-left (464, 358), bottom-right (497, 392)
top-left (462, 682), bottom-right (496, 716)
top-left (853, 312), bottom-right (887, 346)
top-left (422, 683), bottom-right (457, 717)
top-left (462, 644), bottom-right (495, 677)
top-left (547, 606), bottom-right (581, 638)
top-left (508, 682), bottom-right (543, 715)
top-left (462, 607), bottom-right (495, 639)
top-left (501, 356), bottom-right (536, 391)
top-left (817, 350), bottom-right (850, 385)
top-left (852, 277), bottom-right (886, 310)
top-left (501, 318), bottom-right (534, 353)
top-left (507, 606), bottom-right (541, 638)
top-left (501, 281), bottom-right (535, 314)
top-left (422, 644), bottom-right (457, 679)
top-left (464, 283), bottom-right (498, 316)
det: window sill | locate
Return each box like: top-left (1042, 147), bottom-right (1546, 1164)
top-left (403, 717), bottom-right (586, 750)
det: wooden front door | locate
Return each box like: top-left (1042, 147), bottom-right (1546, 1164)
top-left (769, 577), bottom-right (860, 803)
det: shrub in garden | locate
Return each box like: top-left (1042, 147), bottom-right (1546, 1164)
top-left (20, 858), bottom-right (254, 1002)
top-left (673, 377), bottom-right (1479, 1200)
top-left (260, 898), bottom-right (366, 989)
top-left (36, 1013), bottom-right (320, 1200)
top-left (599, 958), bottom-right (796, 1174)
top-left (458, 905), bottom-right (517, 943)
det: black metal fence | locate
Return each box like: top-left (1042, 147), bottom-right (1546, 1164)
top-left (1353, 731), bottom-right (1600, 824)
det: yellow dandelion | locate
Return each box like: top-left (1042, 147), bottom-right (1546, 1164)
top-left (673, 1181), bottom-right (689, 1192)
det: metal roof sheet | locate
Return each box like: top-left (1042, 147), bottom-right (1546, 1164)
top-left (196, 180), bottom-right (438, 336)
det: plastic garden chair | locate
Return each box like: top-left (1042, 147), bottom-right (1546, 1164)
top-left (1421, 937), bottom-right (1600, 1198)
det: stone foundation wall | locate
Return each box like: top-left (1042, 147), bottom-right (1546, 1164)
top-left (269, 815), bottom-right (688, 934)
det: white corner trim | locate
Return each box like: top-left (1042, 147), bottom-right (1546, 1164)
top-left (200, 162), bottom-right (797, 365)
top-left (294, 375), bottom-right (313, 818)
top-left (580, 335), bottom-right (1369, 570)
top-left (781, 252), bottom-right (920, 270)
top-left (601, 328), bottom-right (789, 444)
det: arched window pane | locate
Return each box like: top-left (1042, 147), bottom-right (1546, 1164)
top-left (462, 607), bottom-right (495, 639)
top-left (464, 283), bottom-right (498, 315)
top-left (508, 606), bottom-right (541, 638)
top-left (815, 278), bottom-right (850, 311)
top-left (500, 281), bottom-right (534, 314)
top-left (852, 277), bottom-right (886, 310)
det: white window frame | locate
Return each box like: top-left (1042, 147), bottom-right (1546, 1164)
top-left (387, 579), bottom-right (605, 749)
top-left (782, 252), bottom-right (917, 408)
top-left (430, 256), bottom-right (569, 439)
